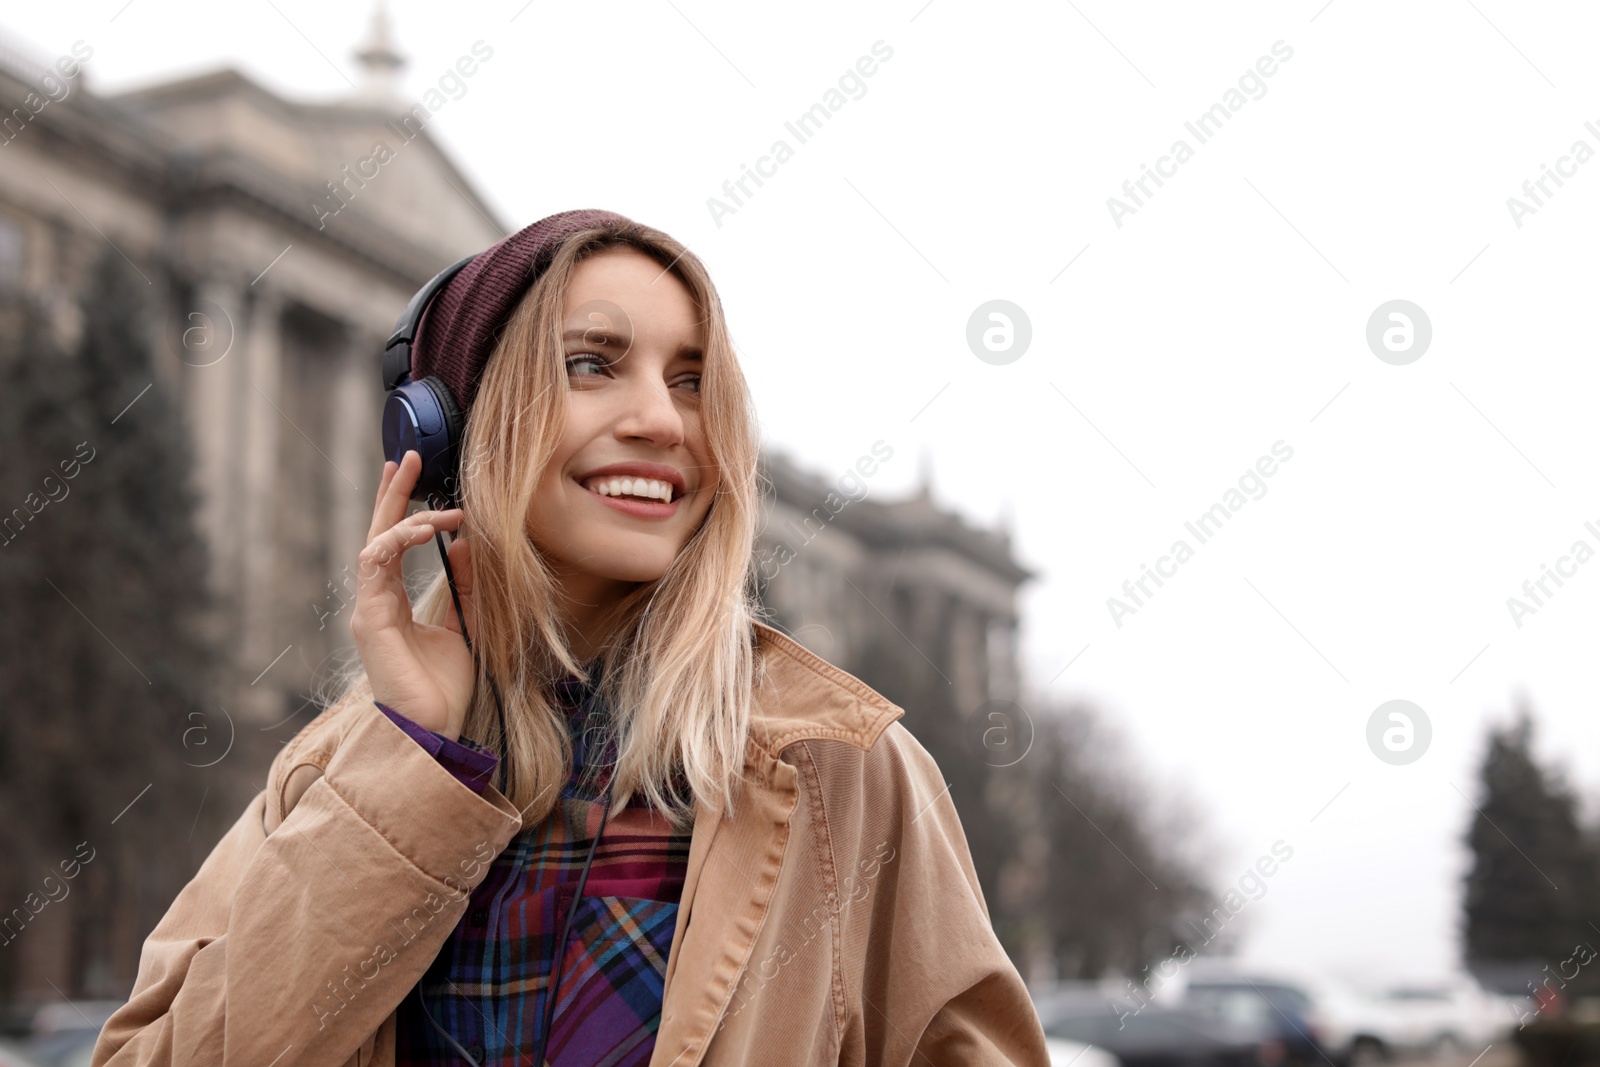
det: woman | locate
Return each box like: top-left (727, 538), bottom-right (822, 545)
top-left (92, 210), bottom-right (1050, 1066)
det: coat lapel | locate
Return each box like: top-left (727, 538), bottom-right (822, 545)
top-left (650, 739), bottom-right (798, 1067)
top-left (649, 623), bottom-right (904, 1066)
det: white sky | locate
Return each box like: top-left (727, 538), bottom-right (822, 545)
top-left (10, 0), bottom-right (1600, 989)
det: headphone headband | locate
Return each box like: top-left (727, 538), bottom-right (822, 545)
top-left (382, 253), bottom-right (477, 392)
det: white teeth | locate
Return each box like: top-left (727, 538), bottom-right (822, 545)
top-left (583, 476), bottom-right (674, 503)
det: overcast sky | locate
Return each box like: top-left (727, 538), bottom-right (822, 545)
top-left (10, 0), bottom-right (1600, 990)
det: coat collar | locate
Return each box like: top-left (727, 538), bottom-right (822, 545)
top-left (744, 620), bottom-right (904, 755)
top-left (649, 622), bottom-right (903, 1066)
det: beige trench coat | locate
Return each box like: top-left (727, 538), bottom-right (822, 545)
top-left (92, 622), bottom-right (1051, 1066)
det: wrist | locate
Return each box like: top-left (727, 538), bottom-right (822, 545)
top-left (374, 701), bottom-right (460, 744)
top-left (371, 695), bottom-right (458, 741)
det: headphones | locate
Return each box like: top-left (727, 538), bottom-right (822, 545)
top-left (381, 253), bottom-right (477, 507)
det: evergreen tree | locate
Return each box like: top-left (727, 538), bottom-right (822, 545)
top-left (1462, 705), bottom-right (1600, 994)
top-left (0, 252), bottom-right (228, 1000)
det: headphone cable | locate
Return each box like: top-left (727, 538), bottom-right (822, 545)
top-left (420, 529), bottom-right (614, 1064)
top-left (434, 529), bottom-right (509, 794)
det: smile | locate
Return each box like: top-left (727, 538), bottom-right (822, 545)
top-left (582, 475), bottom-right (677, 503)
top-left (576, 477), bottom-right (681, 519)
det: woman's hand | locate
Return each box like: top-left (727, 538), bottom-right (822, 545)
top-left (350, 450), bottom-right (478, 741)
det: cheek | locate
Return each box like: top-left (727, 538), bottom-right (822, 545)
top-left (683, 440), bottom-right (716, 523)
top-left (689, 480), bottom-right (717, 526)
top-left (526, 471), bottom-right (576, 545)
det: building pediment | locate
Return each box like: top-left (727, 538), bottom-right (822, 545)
top-left (113, 66), bottom-right (507, 276)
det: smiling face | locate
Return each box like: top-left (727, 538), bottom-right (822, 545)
top-left (526, 247), bottom-right (717, 621)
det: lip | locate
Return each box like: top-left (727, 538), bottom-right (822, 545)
top-left (579, 484), bottom-right (681, 519)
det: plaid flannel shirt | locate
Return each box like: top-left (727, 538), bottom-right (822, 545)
top-left (378, 674), bottom-right (691, 1066)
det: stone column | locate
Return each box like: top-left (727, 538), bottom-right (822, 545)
top-left (188, 277), bottom-right (250, 653)
top-left (904, 582), bottom-right (949, 676)
top-left (988, 615), bottom-right (1021, 704)
top-left (949, 605), bottom-right (987, 715)
top-left (327, 328), bottom-right (377, 593)
top-left (238, 286), bottom-right (285, 723)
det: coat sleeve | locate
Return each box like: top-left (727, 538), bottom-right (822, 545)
top-left (91, 703), bottom-right (524, 1067)
top-left (846, 722), bottom-right (1052, 1067)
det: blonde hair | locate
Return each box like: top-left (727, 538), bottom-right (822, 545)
top-left (322, 218), bottom-right (764, 828)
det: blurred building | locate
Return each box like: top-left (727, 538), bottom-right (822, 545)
top-left (758, 449), bottom-right (1032, 715)
top-left (0, 15), bottom-right (1031, 730)
top-left (1, 16), bottom-right (505, 729)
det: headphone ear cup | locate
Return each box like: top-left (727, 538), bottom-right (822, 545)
top-left (420, 375), bottom-right (466, 505)
top-left (381, 374), bottom-right (464, 508)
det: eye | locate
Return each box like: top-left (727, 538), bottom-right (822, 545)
top-left (676, 374), bottom-right (702, 396)
top-left (566, 353), bottom-right (612, 377)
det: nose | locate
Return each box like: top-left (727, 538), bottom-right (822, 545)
top-left (611, 371), bottom-right (686, 449)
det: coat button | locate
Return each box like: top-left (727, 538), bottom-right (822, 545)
top-left (466, 1043), bottom-right (484, 1063)
top-left (470, 908), bottom-right (487, 926)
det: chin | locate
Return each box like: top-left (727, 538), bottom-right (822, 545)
top-left (592, 562), bottom-right (671, 584)
top-left (588, 542), bottom-right (682, 583)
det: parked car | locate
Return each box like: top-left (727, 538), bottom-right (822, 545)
top-left (1372, 981), bottom-right (1515, 1049)
top-left (1174, 962), bottom-right (1382, 1067)
top-left (1046, 1035), bottom-right (1124, 1067)
top-left (1031, 985), bottom-right (1125, 1067)
top-left (0, 1039), bottom-right (42, 1067)
top-left (8, 1001), bottom-right (121, 1067)
top-left (1035, 990), bottom-right (1285, 1067)
top-left (1180, 978), bottom-right (1332, 1067)
top-left (19, 1030), bottom-right (97, 1067)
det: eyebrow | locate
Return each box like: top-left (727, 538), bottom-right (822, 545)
top-left (562, 327), bottom-right (631, 347)
top-left (562, 328), bottom-right (702, 361)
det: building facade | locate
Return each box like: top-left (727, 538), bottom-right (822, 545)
top-left (0, 17), bottom-right (1031, 734)
top-left (756, 447), bottom-right (1032, 716)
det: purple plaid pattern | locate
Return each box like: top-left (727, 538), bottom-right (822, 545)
top-left (393, 675), bottom-right (692, 1066)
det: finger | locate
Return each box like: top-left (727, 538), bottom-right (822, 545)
top-left (370, 450), bottom-right (420, 543)
top-left (409, 507), bottom-right (466, 546)
top-left (357, 515), bottom-right (436, 586)
top-left (369, 454), bottom-right (407, 542)
top-left (369, 459), bottom-right (398, 539)
top-left (427, 507), bottom-right (467, 529)
top-left (385, 450), bottom-right (421, 527)
top-left (358, 508), bottom-right (462, 583)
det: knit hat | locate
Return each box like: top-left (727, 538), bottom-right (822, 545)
top-left (412, 208), bottom-right (635, 416)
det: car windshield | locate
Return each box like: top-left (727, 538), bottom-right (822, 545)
top-left (1188, 983), bottom-right (1312, 1020)
top-left (1044, 1010), bottom-right (1214, 1050)
top-left (1186, 987), bottom-right (1275, 1026)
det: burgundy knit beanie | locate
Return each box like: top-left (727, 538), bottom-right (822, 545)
top-left (411, 208), bottom-right (635, 416)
